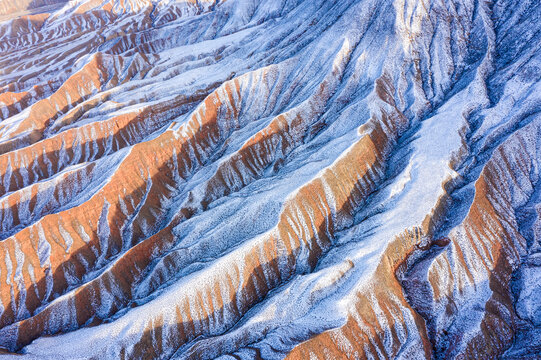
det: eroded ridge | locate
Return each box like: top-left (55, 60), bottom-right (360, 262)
top-left (0, 0), bottom-right (539, 359)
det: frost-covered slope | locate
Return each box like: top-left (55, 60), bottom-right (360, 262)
top-left (0, 0), bottom-right (539, 359)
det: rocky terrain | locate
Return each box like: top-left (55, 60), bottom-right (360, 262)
top-left (0, 0), bottom-right (539, 358)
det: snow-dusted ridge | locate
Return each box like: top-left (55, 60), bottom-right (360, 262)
top-left (0, 0), bottom-right (539, 359)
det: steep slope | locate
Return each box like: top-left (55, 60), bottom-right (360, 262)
top-left (0, 0), bottom-right (539, 359)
